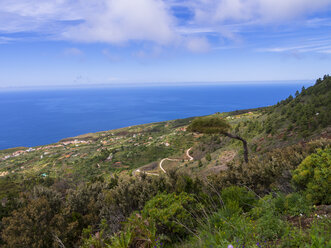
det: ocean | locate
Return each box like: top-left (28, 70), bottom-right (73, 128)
top-left (0, 82), bottom-right (313, 150)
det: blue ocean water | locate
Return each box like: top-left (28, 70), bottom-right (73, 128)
top-left (0, 83), bottom-right (312, 150)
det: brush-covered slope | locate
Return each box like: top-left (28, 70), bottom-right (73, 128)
top-left (265, 74), bottom-right (330, 137)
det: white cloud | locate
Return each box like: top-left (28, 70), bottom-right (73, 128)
top-left (186, 37), bottom-right (210, 52)
top-left (132, 45), bottom-right (164, 59)
top-left (257, 0), bottom-right (331, 23)
top-left (1, 0), bottom-right (71, 17)
top-left (0, 0), bottom-right (175, 44)
top-left (319, 49), bottom-right (331, 54)
top-left (0, 36), bottom-right (16, 44)
top-left (0, 0), bottom-right (331, 51)
top-left (188, 0), bottom-right (331, 25)
top-left (176, 27), bottom-right (215, 35)
top-left (0, 0), bottom-right (79, 33)
top-left (258, 38), bottom-right (331, 54)
top-left (61, 0), bottom-right (176, 44)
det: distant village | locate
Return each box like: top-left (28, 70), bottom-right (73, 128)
top-left (0, 126), bottom-right (188, 162)
top-left (0, 139), bottom-right (91, 161)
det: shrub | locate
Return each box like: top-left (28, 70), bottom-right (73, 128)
top-left (221, 186), bottom-right (257, 212)
top-left (205, 153), bottom-right (212, 162)
top-left (256, 209), bottom-right (286, 241)
top-left (81, 214), bottom-right (163, 248)
top-left (109, 229), bottom-right (133, 248)
top-left (292, 147), bottom-right (331, 204)
top-left (250, 194), bottom-right (286, 241)
top-left (307, 218), bottom-right (331, 248)
top-left (1, 197), bottom-right (61, 248)
top-left (209, 208), bottom-right (256, 245)
top-left (142, 192), bottom-right (201, 241)
top-left (81, 220), bottom-right (111, 248)
top-left (111, 213), bottom-right (161, 248)
top-left (284, 192), bottom-right (312, 216)
top-left (280, 225), bottom-right (309, 248)
top-left (273, 192), bottom-right (312, 216)
top-left (198, 160), bottom-right (203, 167)
top-left (210, 139), bottom-right (330, 194)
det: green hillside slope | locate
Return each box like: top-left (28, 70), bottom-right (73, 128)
top-left (0, 76), bottom-right (330, 248)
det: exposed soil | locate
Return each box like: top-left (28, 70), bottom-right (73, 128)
top-left (286, 205), bottom-right (331, 229)
top-left (203, 150), bottom-right (236, 175)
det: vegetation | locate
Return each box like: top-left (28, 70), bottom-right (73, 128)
top-left (187, 116), bottom-right (249, 162)
top-left (0, 75), bottom-right (330, 247)
top-left (292, 147), bottom-right (331, 204)
top-left (264, 75), bottom-right (331, 138)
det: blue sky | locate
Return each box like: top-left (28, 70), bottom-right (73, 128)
top-left (0, 0), bottom-right (331, 87)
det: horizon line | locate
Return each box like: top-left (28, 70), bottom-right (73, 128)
top-left (0, 79), bottom-right (315, 91)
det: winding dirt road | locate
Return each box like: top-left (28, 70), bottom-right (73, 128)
top-left (159, 147), bottom-right (194, 173)
top-left (134, 168), bottom-right (159, 176)
top-left (186, 147), bottom-right (194, 161)
top-left (135, 147), bottom-right (194, 176)
top-left (159, 158), bottom-right (180, 173)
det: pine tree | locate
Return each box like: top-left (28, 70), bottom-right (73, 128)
top-left (187, 116), bottom-right (249, 163)
top-left (295, 90), bottom-right (300, 97)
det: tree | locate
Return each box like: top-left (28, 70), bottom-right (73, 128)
top-left (142, 192), bottom-right (199, 239)
top-left (187, 116), bottom-right (249, 163)
top-left (301, 86), bottom-right (306, 95)
top-left (1, 197), bottom-right (61, 248)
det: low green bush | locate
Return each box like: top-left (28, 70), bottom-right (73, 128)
top-left (280, 225), bottom-right (308, 248)
top-left (292, 147), bottom-right (331, 204)
top-left (250, 194), bottom-right (287, 241)
top-left (81, 214), bottom-right (162, 248)
top-left (81, 220), bottom-right (111, 248)
top-left (284, 192), bottom-right (312, 216)
top-left (306, 218), bottom-right (331, 248)
top-left (142, 192), bottom-right (201, 241)
top-left (208, 209), bottom-right (256, 246)
top-left (273, 192), bottom-right (312, 216)
top-left (256, 209), bottom-right (286, 241)
top-left (221, 186), bottom-right (257, 212)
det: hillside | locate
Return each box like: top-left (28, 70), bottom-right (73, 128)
top-left (0, 76), bottom-right (330, 248)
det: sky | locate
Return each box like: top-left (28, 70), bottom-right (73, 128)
top-left (0, 0), bottom-right (331, 88)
